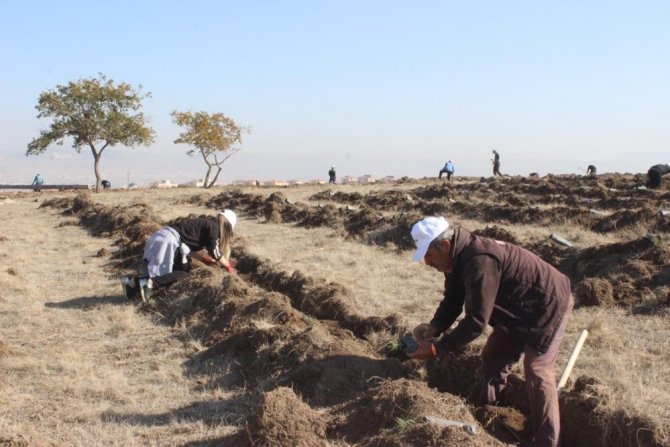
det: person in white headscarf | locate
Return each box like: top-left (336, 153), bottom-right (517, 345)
top-left (122, 209), bottom-right (237, 301)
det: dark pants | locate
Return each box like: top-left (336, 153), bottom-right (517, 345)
top-left (438, 170), bottom-right (453, 180)
top-left (648, 168), bottom-right (662, 188)
top-left (482, 297), bottom-right (573, 447)
top-left (138, 257), bottom-right (189, 288)
top-left (493, 161), bottom-right (502, 176)
top-left (329, 177), bottom-right (336, 184)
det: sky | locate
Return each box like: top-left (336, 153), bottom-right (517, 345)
top-left (1, 1), bottom-right (669, 186)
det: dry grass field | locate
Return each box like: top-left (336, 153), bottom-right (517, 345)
top-left (1, 175), bottom-right (669, 446)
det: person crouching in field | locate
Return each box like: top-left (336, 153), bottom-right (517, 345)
top-left (647, 163), bottom-right (670, 189)
top-left (407, 216), bottom-right (573, 447)
top-left (122, 209), bottom-right (237, 301)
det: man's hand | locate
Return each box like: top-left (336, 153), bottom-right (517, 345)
top-left (413, 323), bottom-right (440, 341)
top-left (407, 340), bottom-right (438, 360)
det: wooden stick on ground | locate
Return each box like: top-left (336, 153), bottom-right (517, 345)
top-left (557, 329), bottom-right (589, 392)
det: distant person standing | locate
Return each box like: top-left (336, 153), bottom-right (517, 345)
top-left (647, 163), bottom-right (670, 188)
top-left (101, 180), bottom-right (111, 190)
top-left (492, 150), bottom-right (502, 176)
top-left (328, 166), bottom-right (336, 184)
top-left (586, 165), bottom-right (597, 177)
top-left (439, 160), bottom-right (455, 181)
top-left (31, 173), bottom-right (44, 192)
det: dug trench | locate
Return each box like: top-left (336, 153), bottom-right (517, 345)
top-left (40, 193), bottom-right (668, 446)
top-left (202, 187), bottom-right (670, 311)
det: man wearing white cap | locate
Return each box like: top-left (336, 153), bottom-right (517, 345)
top-left (408, 216), bottom-right (572, 447)
top-left (122, 209), bottom-right (238, 301)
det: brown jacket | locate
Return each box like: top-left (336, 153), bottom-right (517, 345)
top-left (431, 227), bottom-right (571, 355)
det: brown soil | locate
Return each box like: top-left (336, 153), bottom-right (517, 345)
top-left (248, 387), bottom-right (330, 447)
top-left (575, 277), bottom-right (615, 307)
top-left (560, 376), bottom-right (667, 447)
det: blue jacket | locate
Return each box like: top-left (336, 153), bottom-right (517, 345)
top-left (445, 161), bottom-right (454, 173)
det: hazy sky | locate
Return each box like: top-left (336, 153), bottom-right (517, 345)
top-left (1, 1), bottom-right (669, 186)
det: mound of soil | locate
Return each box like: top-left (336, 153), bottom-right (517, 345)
top-left (575, 278), bottom-right (615, 307)
top-left (561, 376), bottom-right (667, 447)
top-left (248, 387), bottom-right (330, 447)
top-left (568, 238), bottom-right (670, 308)
top-left (338, 378), bottom-right (508, 447)
top-left (472, 226), bottom-right (521, 245)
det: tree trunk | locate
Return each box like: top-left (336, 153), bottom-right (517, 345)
top-left (203, 164), bottom-right (213, 189)
top-left (208, 166), bottom-right (223, 187)
top-left (91, 148), bottom-right (102, 193)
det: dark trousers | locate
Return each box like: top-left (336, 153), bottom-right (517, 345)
top-left (482, 297), bottom-right (573, 447)
top-left (438, 170), bottom-right (453, 180)
top-left (493, 162), bottom-right (502, 176)
top-left (138, 257), bottom-right (189, 288)
top-left (329, 177), bottom-right (336, 184)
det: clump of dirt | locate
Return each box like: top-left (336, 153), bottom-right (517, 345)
top-left (566, 237), bottom-right (670, 308)
top-left (173, 193), bottom-right (210, 205)
top-left (336, 378), bottom-right (508, 447)
top-left (475, 404), bottom-right (531, 445)
top-left (472, 226), bottom-right (521, 245)
top-left (363, 212), bottom-right (424, 251)
top-left (0, 235), bottom-right (8, 242)
top-left (248, 387), bottom-right (330, 447)
top-left (95, 248), bottom-right (108, 257)
top-left (575, 278), bottom-right (615, 307)
top-left (561, 375), bottom-right (667, 447)
top-left (309, 190), bottom-right (364, 204)
top-left (6, 268), bottom-right (17, 276)
top-left (40, 196), bottom-right (73, 210)
top-left (345, 208), bottom-right (385, 236)
top-left (427, 344), bottom-right (485, 401)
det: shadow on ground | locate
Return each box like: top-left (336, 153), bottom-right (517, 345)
top-left (44, 294), bottom-right (127, 310)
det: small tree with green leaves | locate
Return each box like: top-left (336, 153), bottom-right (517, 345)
top-left (26, 74), bottom-right (155, 192)
top-left (171, 110), bottom-right (248, 188)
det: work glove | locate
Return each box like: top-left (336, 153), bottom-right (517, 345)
top-left (413, 323), bottom-right (440, 341)
top-left (225, 264), bottom-right (237, 274)
top-left (407, 340), bottom-right (438, 360)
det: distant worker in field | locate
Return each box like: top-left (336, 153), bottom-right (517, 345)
top-left (492, 150), bottom-right (502, 176)
top-left (586, 165), bottom-right (597, 176)
top-left (31, 173), bottom-right (44, 192)
top-left (328, 166), bottom-right (336, 184)
top-left (407, 216), bottom-right (573, 447)
top-left (647, 163), bottom-right (670, 189)
top-left (121, 210), bottom-right (237, 302)
top-left (438, 160), bottom-right (455, 181)
top-left (101, 180), bottom-right (111, 190)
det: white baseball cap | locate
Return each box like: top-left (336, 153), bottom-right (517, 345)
top-left (411, 216), bottom-right (450, 261)
top-left (219, 209), bottom-right (237, 229)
